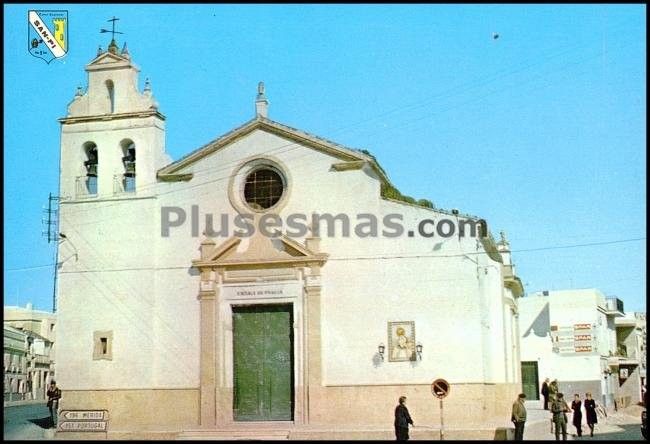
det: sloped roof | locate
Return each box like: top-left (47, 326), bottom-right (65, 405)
top-left (157, 116), bottom-right (393, 187)
top-left (85, 50), bottom-right (139, 71)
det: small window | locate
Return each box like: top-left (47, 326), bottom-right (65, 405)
top-left (93, 330), bottom-right (113, 361)
top-left (106, 80), bottom-right (115, 114)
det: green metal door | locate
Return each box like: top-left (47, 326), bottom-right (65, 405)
top-left (233, 305), bottom-right (294, 421)
top-left (521, 361), bottom-right (539, 400)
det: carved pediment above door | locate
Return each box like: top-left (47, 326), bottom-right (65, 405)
top-left (192, 231), bottom-right (327, 272)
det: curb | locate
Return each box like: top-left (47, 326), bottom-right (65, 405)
top-left (4, 399), bottom-right (48, 408)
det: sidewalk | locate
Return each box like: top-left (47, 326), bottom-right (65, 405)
top-left (523, 400), bottom-right (643, 441)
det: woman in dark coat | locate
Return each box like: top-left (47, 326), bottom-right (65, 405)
top-left (584, 392), bottom-right (598, 437)
top-left (394, 396), bottom-right (414, 441)
top-left (571, 394), bottom-right (583, 437)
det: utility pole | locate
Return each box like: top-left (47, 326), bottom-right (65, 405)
top-left (42, 193), bottom-right (60, 312)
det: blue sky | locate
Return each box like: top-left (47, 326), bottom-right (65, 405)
top-left (4, 4), bottom-right (646, 312)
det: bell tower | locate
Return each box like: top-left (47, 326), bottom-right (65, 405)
top-left (59, 28), bottom-right (169, 201)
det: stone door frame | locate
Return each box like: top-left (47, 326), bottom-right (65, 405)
top-left (192, 235), bottom-right (326, 428)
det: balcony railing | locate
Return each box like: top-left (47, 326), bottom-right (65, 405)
top-left (76, 175), bottom-right (97, 199)
top-left (30, 355), bottom-right (51, 365)
top-left (113, 174), bottom-right (136, 195)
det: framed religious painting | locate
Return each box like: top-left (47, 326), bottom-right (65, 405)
top-left (387, 321), bottom-right (416, 362)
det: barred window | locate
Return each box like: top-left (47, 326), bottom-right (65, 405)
top-left (243, 168), bottom-right (284, 210)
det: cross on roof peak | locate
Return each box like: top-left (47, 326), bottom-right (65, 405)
top-left (100, 16), bottom-right (124, 43)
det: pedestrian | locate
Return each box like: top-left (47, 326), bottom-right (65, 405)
top-left (46, 380), bottom-right (61, 428)
top-left (511, 393), bottom-right (527, 441)
top-left (541, 378), bottom-right (550, 410)
top-left (551, 392), bottom-right (570, 441)
top-left (571, 394), bottom-right (583, 437)
top-left (548, 379), bottom-right (559, 433)
top-left (548, 379), bottom-right (559, 404)
top-left (394, 396), bottom-right (414, 441)
top-left (584, 392), bottom-right (598, 437)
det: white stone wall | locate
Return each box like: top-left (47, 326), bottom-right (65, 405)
top-left (57, 124), bottom-right (517, 391)
top-left (56, 47), bottom-right (519, 395)
top-left (60, 117), bottom-right (167, 200)
top-left (518, 290), bottom-right (620, 404)
top-left (548, 289), bottom-right (615, 357)
top-left (67, 56), bottom-right (157, 117)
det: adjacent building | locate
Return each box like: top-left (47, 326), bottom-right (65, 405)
top-left (614, 312), bottom-right (646, 407)
top-left (518, 289), bottom-right (625, 409)
top-left (4, 325), bottom-right (29, 401)
top-left (4, 303), bottom-right (57, 401)
top-left (54, 39), bottom-right (525, 439)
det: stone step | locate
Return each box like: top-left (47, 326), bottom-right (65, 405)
top-left (177, 429), bottom-right (290, 440)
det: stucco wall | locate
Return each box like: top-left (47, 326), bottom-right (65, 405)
top-left (55, 71), bottom-right (523, 436)
top-left (58, 126), bottom-right (517, 391)
top-left (518, 290), bottom-right (621, 407)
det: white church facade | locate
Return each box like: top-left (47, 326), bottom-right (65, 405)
top-left (55, 39), bottom-right (524, 439)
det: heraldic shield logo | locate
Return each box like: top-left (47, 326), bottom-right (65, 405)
top-left (28, 10), bottom-right (68, 63)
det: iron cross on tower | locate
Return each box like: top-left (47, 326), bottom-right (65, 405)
top-left (100, 16), bottom-right (124, 41)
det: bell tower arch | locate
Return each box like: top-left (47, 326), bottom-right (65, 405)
top-left (58, 34), bottom-right (170, 201)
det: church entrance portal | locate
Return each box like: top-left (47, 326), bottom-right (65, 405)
top-left (232, 304), bottom-right (294, 421)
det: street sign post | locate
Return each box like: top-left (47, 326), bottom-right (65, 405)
top-left (58, 410), bottom-right (108, 432)
top-left (61, 410), bottom-right (107, 421)
top-left (58, 421), bottom-right (107, 431)
top-left (431, 379), bottom-right (450, 440)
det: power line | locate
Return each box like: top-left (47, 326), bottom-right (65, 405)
top-left (7, 236), bottom-right (645, 273)
top-left (5, 263), bottom-right (56, 272)
top-left (57, 17), bottom-right (638, 219)
top-left (509, 237), bottom-right (646, 254)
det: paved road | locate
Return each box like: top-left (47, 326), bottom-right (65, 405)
top-left (4, 402), bottom-right (55, 441)
top-left (4, 400), bottom-right (645, 440)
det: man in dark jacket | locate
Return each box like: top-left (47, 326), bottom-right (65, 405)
top-left (541, 378), bottom-right (550, 410)
top-left (46, 380), bottom-right (61, 428)
top-left (394, 396), bottom-right (414, 440)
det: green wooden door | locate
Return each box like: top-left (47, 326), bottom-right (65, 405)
top-left (233, 305), bottom-right (293, 421)
top-left (521, 361), bottom-right (539, 400)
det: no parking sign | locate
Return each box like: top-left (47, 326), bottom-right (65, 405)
top-left (431, 378), bottom-right (450, 440)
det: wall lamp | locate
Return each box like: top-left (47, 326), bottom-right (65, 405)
top-left (59, 232), bottom-right (79, 261)
top-left (416, 343), bottom-right (423, 360)
top-left (378, 343), bottom-right (385, 361)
